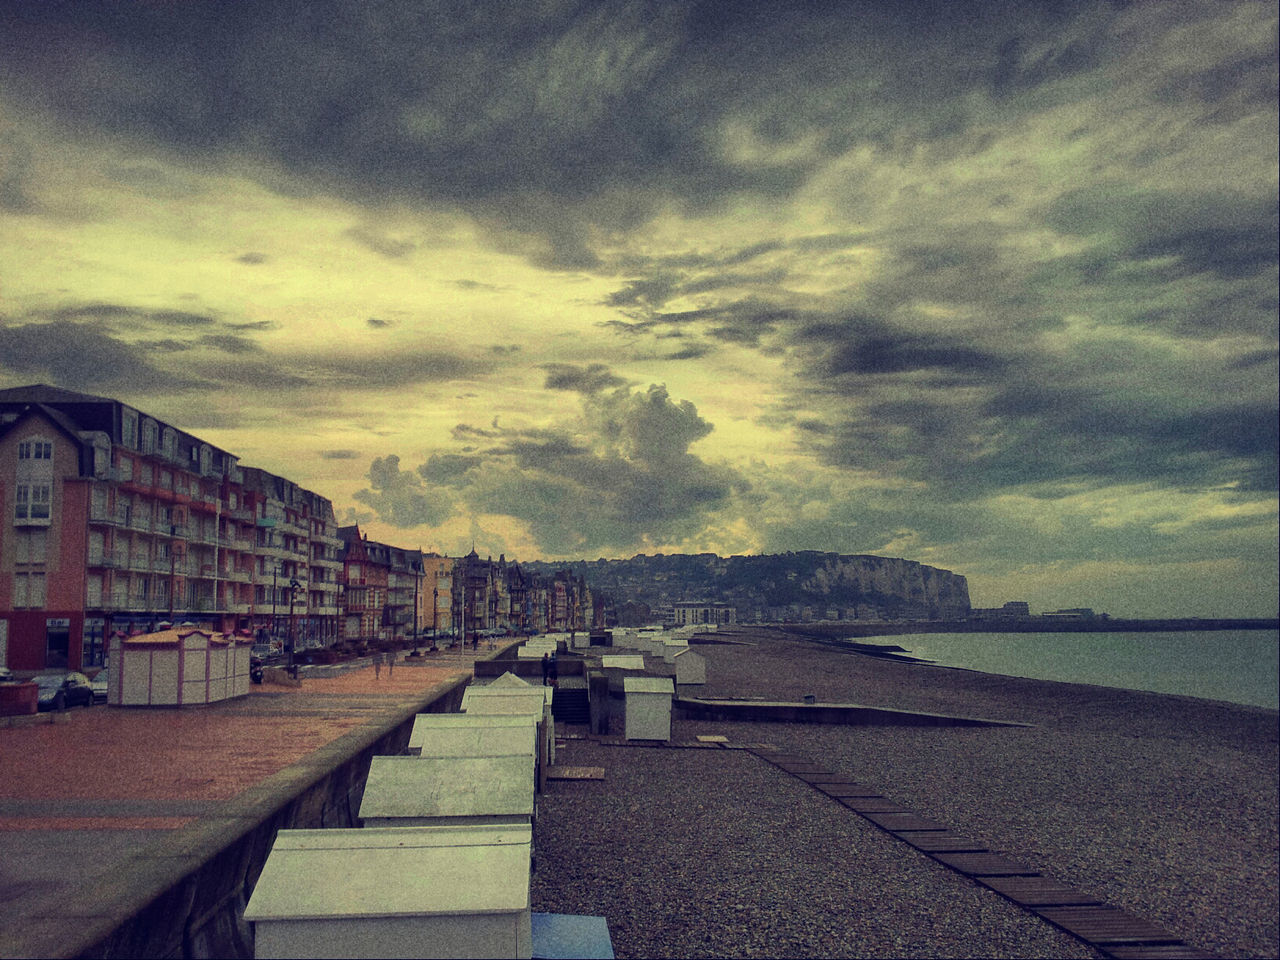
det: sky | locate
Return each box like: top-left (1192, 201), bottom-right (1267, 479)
top-left (0, 1), bottom-right (1276, 617)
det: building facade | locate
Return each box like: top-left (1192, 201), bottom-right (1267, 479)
top-left (1, 385), bottom-right (600, 672)
top-left (672, 602), bottom-right (737, 626)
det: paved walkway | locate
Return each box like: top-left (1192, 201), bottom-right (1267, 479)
top-left (0, 652), bottom-right (480, 958)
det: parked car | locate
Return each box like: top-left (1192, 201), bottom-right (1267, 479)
top-left (90, 669), bottom-right (110, 703)
top-left (34, 671), bottom-right (94, 711)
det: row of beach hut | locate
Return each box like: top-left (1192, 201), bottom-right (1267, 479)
top-left (244, 650), bottom-right (610, 959)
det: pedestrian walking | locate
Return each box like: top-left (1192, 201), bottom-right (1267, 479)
top-left (549, 651), bottom-right (558, 687)
top-left (387, 651), bottom-right (394, 677)
top-left (541, 652), bottom-right (550, 686)
top-left (374, 652), bottom-right (382, 679)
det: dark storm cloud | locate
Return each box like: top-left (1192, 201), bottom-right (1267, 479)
top-left (44, 302), bottom-right (218, 329)
top-left (199, 334), bottom-right (260, 354)
top-left (0, 320), bottom-right (189, 392)
top-left (816, 333), bottom-right (1005, 379)
top-left (543, 363), bottom-right (627, 394)
top-left (419, 453), bottom-right (483, 484)
top-left (0, 0), bottom-right (1139, 263)
top-left (1155, 50), bottom-right (1280, 118)
top-left (663, 343), bottom-right (712, 361)
top-left (1046, 185), bottom-right (1279, 282)
top-left (319, 449), bottom-right (361, 460)
top-left (236, 251), bottom-right (268, 264)
top-left (307, 350), bottom-right (481, 387)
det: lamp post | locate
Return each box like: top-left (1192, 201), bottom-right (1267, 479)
top-left (288, 577), bottom-right (301, 676)
top-left (271, 562), bottom-right (278, 649)
top-left (411, 556), bottom-right (421, 655)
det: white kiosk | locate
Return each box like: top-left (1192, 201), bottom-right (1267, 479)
top-left (673, 648), bottom-right (706, 685)
top-left (407, 713), bottom-right (538, 761)
top-left (244, 825), bottom-right (533, 959)
top-left (622, 676), bottom-right (674, 742)
top-left (462, 686), bottom-right (556, 768)
top-left (358, 755), bottom-right (535, 827)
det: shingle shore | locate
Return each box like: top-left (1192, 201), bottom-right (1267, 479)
top-left (530, 628), bottom-right (1278, 959)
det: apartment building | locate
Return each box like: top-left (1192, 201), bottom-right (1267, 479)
top-left (240, 467), bottom-right (344, 651)
top-left (0, 386), bottom-right (343, 671)
top-left (420, 553), bottom-right (453, 639)
top-left (1, 385), bottom-right (601, 671)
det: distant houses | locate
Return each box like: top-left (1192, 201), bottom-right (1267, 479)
top-left (0, 385), bottom-right (596, 673)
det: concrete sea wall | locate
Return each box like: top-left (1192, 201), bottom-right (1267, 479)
top-left (75, 676), bottom-right (469, 960)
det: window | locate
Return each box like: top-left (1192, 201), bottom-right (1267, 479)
top-left (15, 528), bottom-right (48, 563)
top-left (116, 455), bottom-right (133, 482)
top-left (122, 411), bottom-right (138, 448)
top-left (13, 572), bottom-right (46, 607)
top-left (14, 484), bottom-right (51, 524)
top-left (18, 439), bottom-right (53, 460)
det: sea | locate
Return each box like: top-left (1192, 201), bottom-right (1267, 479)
top-left (857, 630), bottom-right (1280, 710)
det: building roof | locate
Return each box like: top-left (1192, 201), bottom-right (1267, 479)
top-left (0, 384), bottom-right (116, 405)
top-left (0, 402), bottom-right (91, 450)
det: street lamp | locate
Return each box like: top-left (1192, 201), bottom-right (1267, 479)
top-left (288, 578), bottom-right (301, 676)
top-left (411, 557), bottom-right (422, 656)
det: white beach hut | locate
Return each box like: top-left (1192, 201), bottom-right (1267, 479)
top-left (244, 825), bottom-right (533, 959)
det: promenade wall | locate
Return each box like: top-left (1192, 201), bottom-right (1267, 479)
top-left (69, 675), bottom-right (469, 960)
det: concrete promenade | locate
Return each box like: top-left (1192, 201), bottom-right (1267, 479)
top-left (0, 647), bottom-right (491, 959)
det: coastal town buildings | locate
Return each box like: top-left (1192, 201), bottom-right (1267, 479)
top-left (0, 385), bottom-right (594, 672)
top-left (672, 601), bottom-right (737, 626)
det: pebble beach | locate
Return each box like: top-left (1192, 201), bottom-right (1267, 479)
top-left (531, 627), bottom-right (1280, 959)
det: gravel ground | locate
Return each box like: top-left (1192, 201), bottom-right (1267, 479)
top-left (531, 629), bottom-right (1278, 959)
top-left (531, 742), bottom-right (1099, 959)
